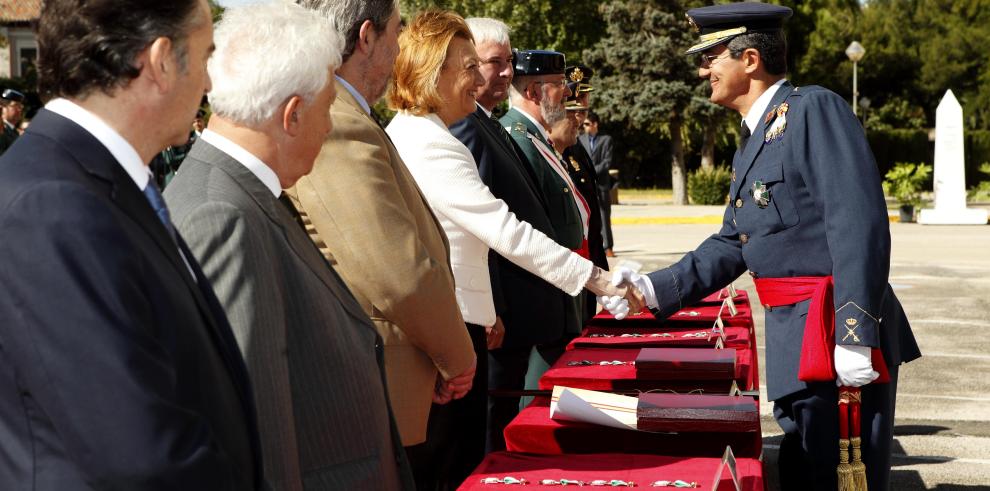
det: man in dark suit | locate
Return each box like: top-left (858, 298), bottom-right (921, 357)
top-left (604, 4), bottom-right (920, 490)
top-left (579, 112), bottom-right (615, 256)
top-left (449, 21), bottom-right (579, 453)
top-left (0, 1), bottom-right (262, 489)
top-left (164, 4), bottom-right (412, 489)
top-left (0, 88), bottom-right (25, 154)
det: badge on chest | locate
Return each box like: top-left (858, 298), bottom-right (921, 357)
top-left (750, 180), bottom-right (771, 208)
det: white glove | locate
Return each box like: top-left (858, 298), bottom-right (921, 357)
top-left (834, 344), bottom-right (879, 387)
top-left (598, 295), bottom-right (630, 320)
top-left (610, 266), bottom-right (659, 310)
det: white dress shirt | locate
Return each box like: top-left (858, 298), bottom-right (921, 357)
top-left (200, 129), bottom-right (282, 197)
top-left (45, 98), bottom-right (197, 279)
top-left (742, 78), bottom-right (788, 134)
top-left (46, 98), bottom-right (150, 191)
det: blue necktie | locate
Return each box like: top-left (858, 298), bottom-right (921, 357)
top-left (143, 180), bottom-right (178, 242)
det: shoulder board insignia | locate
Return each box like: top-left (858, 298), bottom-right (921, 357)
top-left (512, 122), bottom-right (527, 134)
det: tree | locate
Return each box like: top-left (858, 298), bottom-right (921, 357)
top-left (209, 0), bottom-right (224, 22)
top-left (584, 0), bottom-right (696, 203)
top-left (400, 0), bottom-right (603, 64)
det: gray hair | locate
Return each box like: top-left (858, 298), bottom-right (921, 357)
top-left (208, 1), bottom-right (344, 127)
top-left (465, 17), bottom-right (511, 46)
top-left (297, 0), bottom-right (398, 62)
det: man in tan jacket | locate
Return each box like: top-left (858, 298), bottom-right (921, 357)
top-left (292, 0), bottom-right (475, 480)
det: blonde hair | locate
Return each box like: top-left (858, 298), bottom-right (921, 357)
top-left (387, 9), bottom-right (473, 116)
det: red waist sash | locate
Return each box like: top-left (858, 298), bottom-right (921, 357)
top-left (752, 276), bottom-right (888, 383)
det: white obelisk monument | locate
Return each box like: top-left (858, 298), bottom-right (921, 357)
top-left (918, 90), bottom-right (989, 225)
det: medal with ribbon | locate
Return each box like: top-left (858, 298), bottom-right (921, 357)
top-left (764, 102), bottom-right (788, 143)
top-left (750, 180), bottom-right (771, 208)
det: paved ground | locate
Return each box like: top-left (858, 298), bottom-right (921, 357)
top-left (607, 199), bottom-right (990, 490)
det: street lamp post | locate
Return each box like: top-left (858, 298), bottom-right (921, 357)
top-left (845, 41), bottom-right (866, 116)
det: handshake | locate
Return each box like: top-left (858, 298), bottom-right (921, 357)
top-left (584, 266), bottom-right (655, 320)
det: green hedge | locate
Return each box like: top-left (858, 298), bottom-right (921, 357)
top-left (688, 165), bottom-right (731, 205)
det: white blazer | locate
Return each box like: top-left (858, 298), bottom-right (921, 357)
top-left (387, 112), bottom-right (593, 327)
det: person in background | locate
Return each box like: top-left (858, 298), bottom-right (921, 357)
top-left (579, 112), bottom-right (615, 257)
top-left (0, 89), bottom-right (26, 154)
top-left (0, 0), bottom-right (263, 488)
top-left (164, 3), bottom-right (412, 489)
top-left (562, 64), bottom-right (609, 324)
top-left (292, 0), bottom-right (477, 481)
top-left (386, 10), bottom-right (631, 486)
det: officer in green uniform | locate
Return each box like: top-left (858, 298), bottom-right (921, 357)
top-left (500, 51), bottom-right (584, 256)
top-left (492, 51), bottom-right (589, 446)
top-left (0, 89), bottom-right (26, 155)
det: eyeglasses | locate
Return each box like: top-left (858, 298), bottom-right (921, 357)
top-left (698, 51), bottom-right (732, 68)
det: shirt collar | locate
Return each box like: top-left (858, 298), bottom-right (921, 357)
top-left (336, 74), bottom-right (371, 116)
top-left (515, 107), bottom-right (551, 143)
top-left (45, 97), bottom-right (150, 190)
top-left (743, 78), bottom-right (788, 134)
top-left (200, 129), bottom-right (282, 198)
top-left (477, 102), bottom-right (492, 118)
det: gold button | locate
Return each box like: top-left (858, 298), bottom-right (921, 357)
top-left (740, 233), bottom-right (749, 244)
top-left (563, 187), bottom-right (570, 193)
top-left (735, 198), bottom-right (743, 208)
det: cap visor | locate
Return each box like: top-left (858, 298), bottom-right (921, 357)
top-left (685, 37), bottom-right (730, 55)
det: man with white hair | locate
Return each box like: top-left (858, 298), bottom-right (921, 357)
top-left (291, 0), bottom-right (477, 477)
top-left (163, 3), bottom-right (412, 489)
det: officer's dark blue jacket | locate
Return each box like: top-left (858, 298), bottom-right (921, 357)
top-left (647, 82), bottom-right (921, 400)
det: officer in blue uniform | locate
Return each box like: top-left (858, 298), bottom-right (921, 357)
top-left (604, 3), bottom-right (921, 490)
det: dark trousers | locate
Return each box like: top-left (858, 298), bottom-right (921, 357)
top-left (598, 187), bottom-right (613, 250)
top-left (487, 340), bottom-right (568, 453)
top-left (405, 323), bottom-right (488, 491)
top-left (773, 366), bottom-right (899, 491)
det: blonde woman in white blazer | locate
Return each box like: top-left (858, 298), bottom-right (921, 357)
top-left (382, 10), bottom-right (631, 487)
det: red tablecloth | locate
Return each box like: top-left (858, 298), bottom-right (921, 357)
top-left (539, 347), bottom-right (758, 392)
top-left (459, 452), bottom-right (764, 490)
top-left (502, 399), bottom-right (762, 458)
top-left (568, 325), bottom-right (752, 350)
top-left (591, 303), bottom-right (754, 328)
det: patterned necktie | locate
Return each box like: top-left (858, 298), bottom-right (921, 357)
top-left (143, 180), bottom-right (177, 243)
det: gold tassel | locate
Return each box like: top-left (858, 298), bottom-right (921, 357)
top-left (850, 436), bottom-right (868, 491)
top-left (837, 438), bottom-right (855, 491)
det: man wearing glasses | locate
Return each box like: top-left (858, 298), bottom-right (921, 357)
top-left (0, 89), bottom-right (25, 154)
top-left (602, 3), bottom-right (919, 489)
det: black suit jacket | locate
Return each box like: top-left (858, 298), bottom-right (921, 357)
top-left (450, 107), bottom-right (574, 348)
top-left (0, 109), bottom-right (262, 490)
